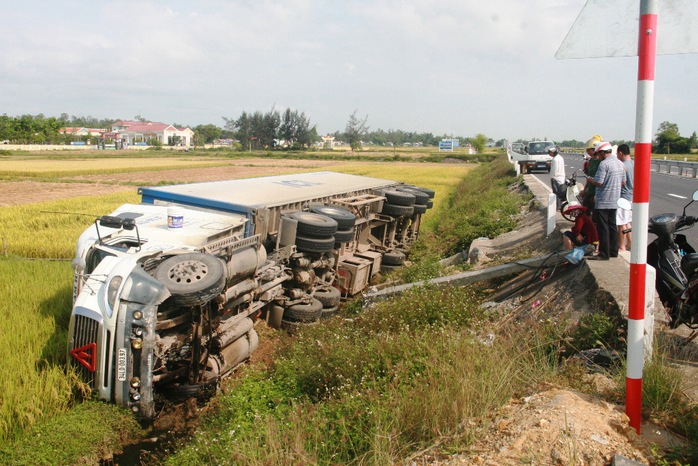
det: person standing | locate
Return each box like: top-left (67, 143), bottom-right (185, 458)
top-left (580, 135), bottom-right (603, 210)
top-left (616, 144), bottom-right (634, 252)
top-left (586, 141), bottom-right (625, 259)
top-left (548, 146), bottom-right (565, 207)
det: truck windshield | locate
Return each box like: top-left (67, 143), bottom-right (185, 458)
top-left (85, 247), bottom-right (117, 274)
top-left (528, 143), bottom-right (551, 154)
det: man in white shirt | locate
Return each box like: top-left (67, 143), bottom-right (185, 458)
top-left (549, 146), bottom-right (566, 207)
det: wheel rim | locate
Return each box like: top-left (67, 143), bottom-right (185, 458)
top-left (166, 259), bottom-right (210, 285)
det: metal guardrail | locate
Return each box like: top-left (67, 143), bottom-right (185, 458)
top-left (507, 146), bottom-right (698, 179)
top-left (651, 159), bottom-right (698, 178)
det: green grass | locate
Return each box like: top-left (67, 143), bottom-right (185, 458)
top-left (0, 402), bottom-right (141, 466)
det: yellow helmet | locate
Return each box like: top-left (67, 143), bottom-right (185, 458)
top-left (584, 135), bottom-right (603, 150)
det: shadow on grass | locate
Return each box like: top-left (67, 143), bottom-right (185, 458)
top-left (37, 285), bottom-right (73, 370)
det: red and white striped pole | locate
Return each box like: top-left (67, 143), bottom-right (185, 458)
top-left (627, 0), bottom-right (657, 434)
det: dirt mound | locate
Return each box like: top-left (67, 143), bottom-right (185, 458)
top-left (426, 385), bottom-right (655, 465)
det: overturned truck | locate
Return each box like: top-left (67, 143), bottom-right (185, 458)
top-left (67, 171), bottom-right (434, 418)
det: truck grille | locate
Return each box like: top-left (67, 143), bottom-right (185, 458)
top-left (69, 314), bottom-right (100, 389)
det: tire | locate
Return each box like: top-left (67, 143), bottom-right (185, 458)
top-left (320, 305), bottom-right (340, 319)
top-left (310, 205), bottom-right (356, 230)
top-left (290, 212), bottom-right (338, 238)
top-left (314, 286), bottom-right (341, 307)
top-left (381, 203), bottom-right (415, 217)
top-left (526, 166), bottom-right (532, 174)
top-left (413, 204), bottom-right (427, 215)
top-left (296, 235), bottom-right (336, 253)
top-left (383, 190), bottom-right (416, 206)
top-left (382, 251), bottom-right (406, 266)
top-left (283, 298), bottom-right (323, 322)
top-left (426, 200), bottom-right (434, 209)
top-left (412, 186), bottom-right (435, 199)
top-left (280, 319), bottom-right (319, 333)
top-left (154, 253), bottom-right (226, 306)
top-left (333, 228), bottom-right (354, 243)
top-left (397, 187), bottom-right (429, 205)
top-left (380, 264), bottom-right (400, 274)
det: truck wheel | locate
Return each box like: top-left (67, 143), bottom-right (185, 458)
top-left (333, 228), bottom-right (354, 243)
top-left (382, 251), bottom-right (406, 266)
top-left (320, 305), bottom-right (340, 318)
top-left (290, 212), bottom-right (338, 238)
top-left (314, 286), bottom-right (341, 307)
top-left (380, 264), bottom-right (400, 274)
top-left (383, 190), bottom-right (416, 206)
top-left (381, 203), bottom-right (415, 217)
top-left (412, 204), bottom-right (427, 215)
top-left (280, 319), bottom-right (319, 334)
top-left (283, 298), bottom-right (323, 322)
top-left (396, 187), bottom-right (429, 205)
top-left (411, 186), bottom-right (435, 199)
top-left (296, 235), bottom-right (336, 253)
top-left (526, 166), bottom-right (532, 174)
top-left (154, 253), bottom-right (226, 307)
top-left (310, 205), bottom-right (356, 230)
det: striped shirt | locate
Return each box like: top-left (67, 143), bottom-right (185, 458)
top-left (594, 155), bottom-right (625, 209)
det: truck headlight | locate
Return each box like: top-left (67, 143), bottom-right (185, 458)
top-left (107, 276), bottom-right (123, 317)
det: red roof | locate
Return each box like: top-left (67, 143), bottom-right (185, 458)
top-left (113, 120), bottom-right (175, 132)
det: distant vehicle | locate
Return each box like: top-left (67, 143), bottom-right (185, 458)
top-left (510, 140), bottom-right (555, 174)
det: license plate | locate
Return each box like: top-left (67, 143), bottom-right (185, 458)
top-left (117, 348), bottom-right (127, 382)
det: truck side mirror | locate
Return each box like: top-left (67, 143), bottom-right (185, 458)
top-left (98, 216), bottom-right (124, 229)
top-left (122, 218), bottom-right (136, 231)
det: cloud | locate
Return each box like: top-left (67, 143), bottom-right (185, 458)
top-left (0, 0), bottom-right (695, 140)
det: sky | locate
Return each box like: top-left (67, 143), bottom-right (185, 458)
top-left (1, 0), bottom-right (696, 143)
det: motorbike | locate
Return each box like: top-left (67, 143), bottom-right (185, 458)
top-left (560, 170), bottom-right (584, 222)
top-left (635, 190), bottom-right (698, 330)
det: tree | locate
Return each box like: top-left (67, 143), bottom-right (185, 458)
top-left (471, 133), bottom-right (488, 153)
top-left (654, 121), bottom-right (693, 154)
top-left (345, 111), bottom-right (369, 151)
top-left (193, 124), bottom-right (222, 145)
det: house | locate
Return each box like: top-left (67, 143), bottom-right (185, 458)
top-left (110, 120), bottom-right (193, 147)
top-left (322, 135), bottom-right (335, 150)
top-left (59, 127), bottom-right (105, 137)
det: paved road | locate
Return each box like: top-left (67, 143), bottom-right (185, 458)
top-left (532, 153), bottom-right (698, 248)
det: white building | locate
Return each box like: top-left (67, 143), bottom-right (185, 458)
top-left (111, 120), bottom-right (194, 147)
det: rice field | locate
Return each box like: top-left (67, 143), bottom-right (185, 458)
top-left (0, 157), bottom-right (231, 179)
